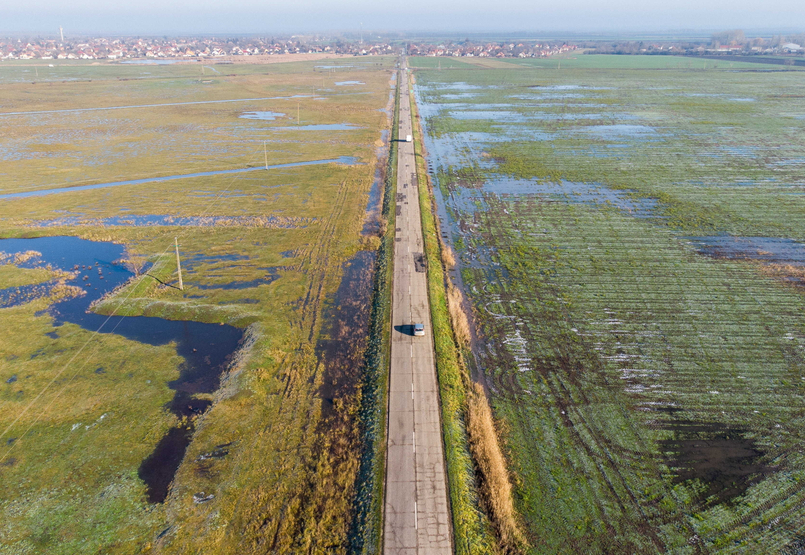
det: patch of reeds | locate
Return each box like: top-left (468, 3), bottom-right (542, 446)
top-left (441, 243), bottom-right (456, 268)
top-left (467, 383), bottom-right (526, 552)
top-left (446, 282), bottom-right (470, 345)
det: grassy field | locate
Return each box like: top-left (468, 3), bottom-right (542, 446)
top-left (0, 56), bottom-right (395, 553)
top-left (412, 57), bottom-right (805, 553)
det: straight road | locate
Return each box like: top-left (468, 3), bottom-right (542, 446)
top-left (383, 58), bottom-right (452, 554)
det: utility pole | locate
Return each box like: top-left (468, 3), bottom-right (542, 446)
top-left (297, 102), bottom-right (300, 125)
top-left (264, 141), bottom-right (268, 169)
top-left (174, 237), bottom-right (183, 291)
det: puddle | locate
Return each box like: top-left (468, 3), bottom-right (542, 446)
top-left (335, 81), bottom-right (365, 86)
top-left (688, 236), bottom-right (805, 265)
top-left (193, 268), bottom-right (280, 290)
top-left (0, 157), bottom-right (358, 200)
top-left (0, 236), bottom-right (244, 504)
top-left (239, 111), bottom-right (285, 121)
top-left (273, 124), bottom-right (362, 131)
top-left (660, 420), bottom-right (772, 506)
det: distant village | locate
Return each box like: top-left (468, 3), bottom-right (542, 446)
top-left (2, 30), bottom-right (801, 63)
top-left (589, 30), bottom-right (804, 57)
top-left (0, 34), bottom-right (576, 61)
top-left (0, 35), bottom-right (392, 60)
top-left (406, 41), bottom-right (577, 58)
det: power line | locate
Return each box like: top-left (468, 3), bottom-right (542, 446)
top-left (0, 144), bottom-right (273, 463)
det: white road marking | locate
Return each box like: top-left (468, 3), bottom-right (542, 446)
top-left (414, 502), bottom-right (418, 530)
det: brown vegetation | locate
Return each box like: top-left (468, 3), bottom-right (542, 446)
top-left (757, 262), bottom-right (805, 287)
top-left (441, 243), bottom-right (457, 268)
top-left (466, 383), bottom-right (526, 552)
top-left (446, 282), bottom-right (470, 346)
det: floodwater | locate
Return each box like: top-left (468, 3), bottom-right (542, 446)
top-left (315, 251), bottom-right (376, 418)
top-left (688, 236), bottom-right (805, 264)
top-left (483, 177), bottom-right (659, 217)
top-left (579, 124), bottom-right (658, 138)
top-left (335, 81), bottom-right (365, 86)
top-left (0, 156), bottom-right (358, 200)
top-left (239, 111), bottom-right (286, 121)
top-left (194, 267), bottom-right (281, 290)
top-left (0, 97), bottom-right (294, 117)
top-left (30, 214), bottom-right (311, 229)
top-left (660, 420), bottom-right (771, 506)
top-left (362, 129), bottom-right (388, 236)
top-left (0, 236), bottom-right (244, 503)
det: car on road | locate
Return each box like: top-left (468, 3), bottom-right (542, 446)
top-left (413, 323), bottom-right (425, 336)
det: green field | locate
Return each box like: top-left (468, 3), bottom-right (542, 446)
top-left (0, 56), bottom-right (395, 553)
top-left (413, 58), bottom-right (805, 553)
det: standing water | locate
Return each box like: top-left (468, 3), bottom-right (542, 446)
top-left (0, 236), bottom-right (244, 503)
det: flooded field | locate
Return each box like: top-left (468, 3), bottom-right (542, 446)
top-left (0, 56), bottom-right (394, 553)
top-left (413, 55), bottom-right (805, 553)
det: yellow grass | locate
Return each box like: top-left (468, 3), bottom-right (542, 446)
top-left (446, 282), bottom-right (470, 345)
top-left (467, 382), bottom-right (527, 552)
top-left (441, 243), bottom-right (457, 268)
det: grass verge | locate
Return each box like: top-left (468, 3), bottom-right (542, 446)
top-left (408, 75), bottom-right (502, 555)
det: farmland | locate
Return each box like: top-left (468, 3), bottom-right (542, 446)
top-left (0, 56), bottom-right (394, 553)
top-left (412, 55), bottom-right (805, 553)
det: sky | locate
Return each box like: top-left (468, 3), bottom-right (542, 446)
top-left (2, 0), bottom-right (804, 36)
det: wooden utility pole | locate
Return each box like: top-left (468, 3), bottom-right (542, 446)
top-left (264, 141), bottom-right (268, 169)
top-left (174, 237), bottom-right (183, 291)
top-left (297, 102), bottom-right (300, 125)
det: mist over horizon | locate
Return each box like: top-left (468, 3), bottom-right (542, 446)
top-left (2, 0), bottom-right (803, 37)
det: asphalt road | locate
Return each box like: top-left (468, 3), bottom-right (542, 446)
top-left (383, 61), bottom-right (453, 554)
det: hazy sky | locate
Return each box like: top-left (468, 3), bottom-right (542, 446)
top-left (3, 0), bottom-right (804, 35)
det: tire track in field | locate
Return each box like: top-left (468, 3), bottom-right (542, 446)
top-left (472, 196), bottom-right (701, 552)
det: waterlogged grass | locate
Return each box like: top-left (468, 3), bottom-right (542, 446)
top-left (506, 53), bottom-right (802, 70)
top-left (414, 59), bottom-right (805, 552)
top-left (409, 79), bottom-right (498, 554)
top-left (409, 57), bottom-right (478, 69)
top-left (0, 59), bottom-right (392, 195)
top-left (0, 263), bottom-right (53, 288)
top-left (0, 58), bottom-right (393, 553)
